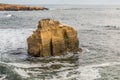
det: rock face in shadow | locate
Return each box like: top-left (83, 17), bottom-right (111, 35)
top-left (27, 19), bottom-right (81, 57)
top-left (0, 4), bottom-right (48, 11)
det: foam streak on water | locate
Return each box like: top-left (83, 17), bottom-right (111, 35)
top-left (0, 29), bottom-right (33, 53)
top-left (1, 6), bottom-right (120, 80)
top-left (1, 60), bottom-right (120, 80)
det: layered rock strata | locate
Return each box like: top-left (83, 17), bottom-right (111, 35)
top-left (27, 19), bottom-right (81, 57)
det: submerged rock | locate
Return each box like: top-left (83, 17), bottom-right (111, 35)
top-left (27, 19), bottom-right (81, 57)
top-left (0, 4), bottom-right (48, 11)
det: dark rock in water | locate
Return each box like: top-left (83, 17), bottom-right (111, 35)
top-left (27, 19), bottom-right (81, 57)
top-left (0, 4), bottom-right (48, 11)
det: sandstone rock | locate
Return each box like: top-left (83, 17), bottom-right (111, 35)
top-left (27, 19), bottom-right (81, 57)
top-left (0, 4), bottom-right (48, 11)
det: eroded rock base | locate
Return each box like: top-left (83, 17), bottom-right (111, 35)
top-left (27, 19), bottom-right (81, 57)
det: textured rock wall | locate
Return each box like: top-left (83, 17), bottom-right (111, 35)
top-left (27, 19), bottom-right (81, 57)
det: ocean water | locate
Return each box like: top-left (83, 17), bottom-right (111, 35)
top-left (0, 5), bottom-right (120, 80)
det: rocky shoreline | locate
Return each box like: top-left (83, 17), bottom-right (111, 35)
top-left (0, 4), bottom-right (48, 11)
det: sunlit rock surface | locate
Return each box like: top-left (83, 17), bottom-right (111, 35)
top-left (27, 19), bottom-right (81, 57)
top-left (0, 4), bottom-right (48, 11)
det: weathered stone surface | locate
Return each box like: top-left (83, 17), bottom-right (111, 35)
top-left (27, 19), bottom-right (81, 57)
top-left (0, 4), bottom-right (48, 11)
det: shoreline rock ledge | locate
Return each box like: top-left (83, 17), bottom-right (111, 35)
top-left (0, 4), bottom-right (48, 11)
top-left (27, 19), bottom-right (81, 57)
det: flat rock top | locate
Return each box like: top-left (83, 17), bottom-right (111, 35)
top-left (0, 3), bottom-right (48, 11)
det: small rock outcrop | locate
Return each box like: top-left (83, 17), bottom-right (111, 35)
top-left (0, 4), bottom-right (48, 11)
top-left (27, 19), bottom-right (81, 57)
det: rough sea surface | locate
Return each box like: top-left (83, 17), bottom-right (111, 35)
top-left (0, 5), bottom-right (120, 80)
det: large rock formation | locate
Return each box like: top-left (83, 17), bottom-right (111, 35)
top-left (0, 4), bottom-right (48, 11)
top-left (27, 19), bottom-right (81, 57)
